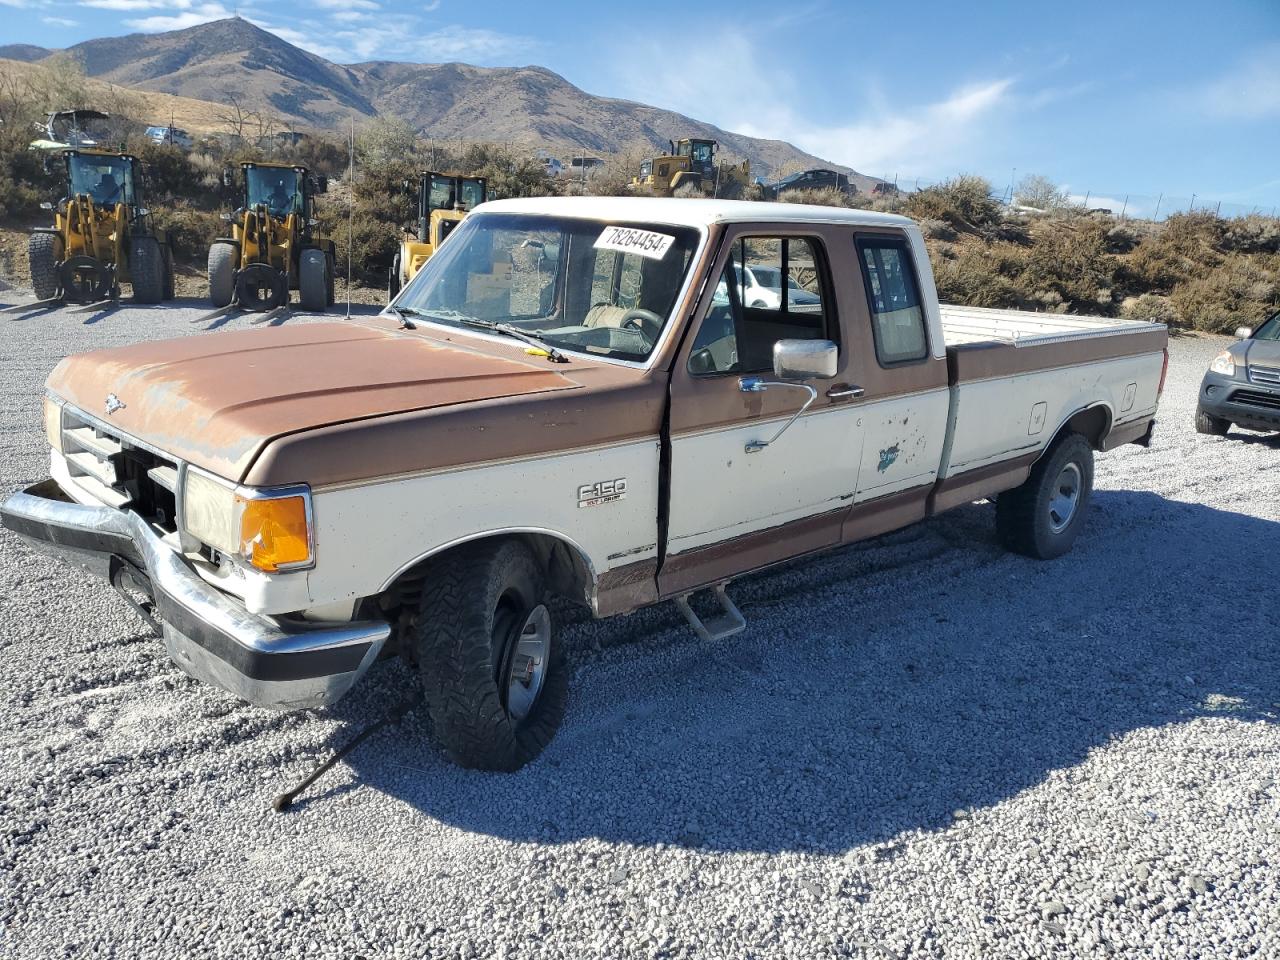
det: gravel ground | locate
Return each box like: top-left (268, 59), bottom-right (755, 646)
top-left (1, 298), bottom-right (1277, 960)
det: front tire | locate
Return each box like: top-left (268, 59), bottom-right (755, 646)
top-left (28, 232), bottom-right (61, 301)
top-left (996, 433), bottom-right (1094, 560)
top-left (1194, 408), bottom-right (1230, 436)
top-left (411, 540), bottom-right (567, 771)
top-left (130, 236), bottom-right (165, 304)
top-left (208, 241), bottom-right (238, 307)
top-left (298, 248), bottom-right (328, 312)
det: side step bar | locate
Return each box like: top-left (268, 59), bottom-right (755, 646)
top-left (675, 581), bottom-right (746, 642)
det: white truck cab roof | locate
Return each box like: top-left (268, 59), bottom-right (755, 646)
top-left (475, 196), bottom-right (916, 231)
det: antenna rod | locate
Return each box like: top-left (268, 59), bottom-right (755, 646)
top-left (345, 116), bottom-right (354, 319)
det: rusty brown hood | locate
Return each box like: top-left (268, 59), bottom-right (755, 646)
top-left (46, 321), bottom-right (578, 482)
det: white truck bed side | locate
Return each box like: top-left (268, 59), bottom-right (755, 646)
top-left (936, 305), bottom-right (1167, 480)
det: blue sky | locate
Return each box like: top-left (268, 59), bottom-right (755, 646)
top-left (8, 0), bottom-right (1280, 212)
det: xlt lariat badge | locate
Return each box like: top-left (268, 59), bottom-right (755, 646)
top-left (578, 478), bottom-right (627, 508)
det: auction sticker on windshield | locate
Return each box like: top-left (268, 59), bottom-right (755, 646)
top-left (594, 226), bottom-right (675, 261)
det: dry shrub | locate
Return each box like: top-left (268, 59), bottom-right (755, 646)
top-left (153, 206), bottom-right (223, 264)
top-left (1169, 256), bottom-right (1280, 333)
top-left (1221, 214), bottom-right (1280, 254)
top-left (1020, 218), bottom-right (1118, 312)
top-left (905, 175), bottom-right (1001, 234)
top-left (1121, 293), bottom-right (1177, 325)
top-left (928, 238), bottom-right (1027, 307)
top-left (776, 186), bottom-right (853, 208)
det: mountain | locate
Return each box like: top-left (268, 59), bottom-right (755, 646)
top-left (0, 44), bottom-right (51, 62)
top-left (19, 18), bottom-right (874, 182)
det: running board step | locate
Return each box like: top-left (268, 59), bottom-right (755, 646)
top-left (674, 582), bottom-right (746, 642)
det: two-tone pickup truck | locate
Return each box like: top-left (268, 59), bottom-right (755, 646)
top-left (2, 198), bottom-right (1168, 770)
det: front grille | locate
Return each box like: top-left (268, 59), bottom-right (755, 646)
top-left (1230, 389), bottom-right (1280, 412)
top-left (1248, 364), bottom-right (1280, 386)
top-left (60, 405), bottom-right (180, 534)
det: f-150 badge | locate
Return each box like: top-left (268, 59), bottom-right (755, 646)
top-left (578, 478), bottom-right (627, 508)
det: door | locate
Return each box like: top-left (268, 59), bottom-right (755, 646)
top-left (659, 228), bottom-right (867, 596)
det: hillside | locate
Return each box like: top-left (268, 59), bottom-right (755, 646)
top-left (14, 18), bottom-right (872, 180)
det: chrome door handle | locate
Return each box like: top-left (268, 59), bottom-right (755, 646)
top-left (826, 384), bottom-right (865, 399)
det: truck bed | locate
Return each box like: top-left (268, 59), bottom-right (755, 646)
top-left (938, 304), bottom-right (1167, 384)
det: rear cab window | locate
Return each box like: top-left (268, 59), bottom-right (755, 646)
top-left (856, 235), bottom-right (929, 365)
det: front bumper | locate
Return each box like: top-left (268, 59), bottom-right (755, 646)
top-left (1199, 371), bottom-right (1280, 431)
top-left (1, 479), bottom-right (391, 709)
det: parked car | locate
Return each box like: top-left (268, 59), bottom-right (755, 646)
top-left (1196, 311), bottom-right (1280, 436)
top-left (716, 263), bottom-right (822, 310)
top-left (145, 125), bottom-right (193, 149)
top-left (762, 168), bottom-right (852, 200)
top-left (2, 198), bottom-right (1168, 771)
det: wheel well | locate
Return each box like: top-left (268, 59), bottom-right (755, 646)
top-left (1057, 404), bottom-right (1112, 451)
top-left (377, 532), bottom-right (597, 619)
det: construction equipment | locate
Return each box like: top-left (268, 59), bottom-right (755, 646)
top-left (207, 161), bottom-right (336, 312)
top-left (630, 138), bottom-right (752, 198)
top-left (26, 148), bottom-right (175, 306)
top-left (389, 171), bottom-right (487, 297)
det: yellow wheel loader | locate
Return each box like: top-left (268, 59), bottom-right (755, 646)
top-left (207, 162), bottom-right (336, 312)
top-left (630, 138), bottom-right (751, 198)
top-left (388, 171), bottom-right (487, 298)
top-left (27, 149), bottom-right (175, 305)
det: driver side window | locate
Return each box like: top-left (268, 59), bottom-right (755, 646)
top-left (688, 235), bottom-right (836, 375)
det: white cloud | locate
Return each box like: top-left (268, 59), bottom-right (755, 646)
top-left (310, 0), bottom-right (378, 9)
top-left (617, 28), bottom-right (1014, 176)
top-left (125, 2), bottom-right (230, 30)
top-left (43, 13), bottom-right (77, 23)
top-left (265, 17), bottom-right (533, 64)
top-left (1196, 46), bottom-right (1280, 120)
top-left (87, 0), bottom-right (187, 10)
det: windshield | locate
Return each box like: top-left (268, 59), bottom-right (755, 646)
top-left (460, 178), bottom-right (485, 209)
top-left (1254, 312), bottom-right (1280, 341)
top-left (245, 166), bottom-right (301, 216)
top-left (392, 213), bottom-right (702, 362)
top-left (67, 155), bottom-right (134, 207)
top-left (691, 142), bottom-right (713, 163)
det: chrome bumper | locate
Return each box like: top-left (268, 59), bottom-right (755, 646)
top-left (1, 479), bottom-right (390, 709)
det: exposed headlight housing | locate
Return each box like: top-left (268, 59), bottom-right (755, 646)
top-left (1209, 350), bottom-right (1235, 376)
top-left (43, 395), bottom-right (63, 453)
top-left (182, 468), bottom-right (314, 573)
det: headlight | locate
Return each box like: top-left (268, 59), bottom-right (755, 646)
top-left (182, 469), bottom-right (314, 573)
top-left (1209, 351), bottom-right (1235, 376)
top-left (43, 396), bottom-right (63, 453)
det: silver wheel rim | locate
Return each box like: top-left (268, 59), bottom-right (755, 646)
top-left (1048, 462), bottom-right (1082, 534)
top-left (504, 604), bottom-right (550, 722)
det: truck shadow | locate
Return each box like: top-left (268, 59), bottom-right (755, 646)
top-left (328, 490), bottom-right (1278, 854)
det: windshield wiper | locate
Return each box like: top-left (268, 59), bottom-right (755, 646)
top-left (384, 304), bottom-right (417, 330)
top-left (452, 317), bottom-right (569, 363)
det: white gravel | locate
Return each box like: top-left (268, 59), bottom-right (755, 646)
top-left (1, 297), bottom-right (1278, 959)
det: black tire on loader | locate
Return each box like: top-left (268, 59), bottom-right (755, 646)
top-left (208, 241), bottom-right (238, 308)
top-left (28, 232), bottom-right (61, 301)
top-left (410, 539), bottom-right (568, 771)
top-left (995, 432), bottom-right (1094, 560)
top-left (130, 235), bottom-right (165, 304)
top-left (299, 248), bottom-right (328, 312)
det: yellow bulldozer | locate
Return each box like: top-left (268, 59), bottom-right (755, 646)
top-left (27, 148), bottom-right (175, 305)
top-left (207, 161), bottom-right (336, 312)
top-left (630, 138), bottom-right (752, 198)
top-left (388, 171), bottom-right (487, 297)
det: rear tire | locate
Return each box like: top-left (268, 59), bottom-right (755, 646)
top-left (1194, 408), bottom-right (1230, 436)
top-left (298, 248), bottom-right (328, 312)
top-left (28, 232), bottom-right (61, 301)
top-left (411, 540), bottom-right (567, 771)
top-left (130, 236), bottom-right (164, 304)
top-left (208, 241), bottom-right (238, 307)
top-left (996, 433), bottom-right (1094, 560)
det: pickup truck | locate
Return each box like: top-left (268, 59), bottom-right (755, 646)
top-left (1, 198), bottom-right (1169, 771)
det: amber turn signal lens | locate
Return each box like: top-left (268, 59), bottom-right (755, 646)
top-left (238, 494), bottom-right (311, 572)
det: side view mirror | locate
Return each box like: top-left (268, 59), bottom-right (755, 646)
top-left (773, 339), bottom-right (838, 380)
top-left (1236, 326), bottom-right (1253, 340)
top-left (221, 167), bottom-right (235, 188)
top-left (42, 156), bottom-right (56, 175)
top-left (313, 175), bottom-right (328, 194)
top-left (737, 339), bottom-right (839, 454)
top-left (40, 201), bottom-right (53, 211)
